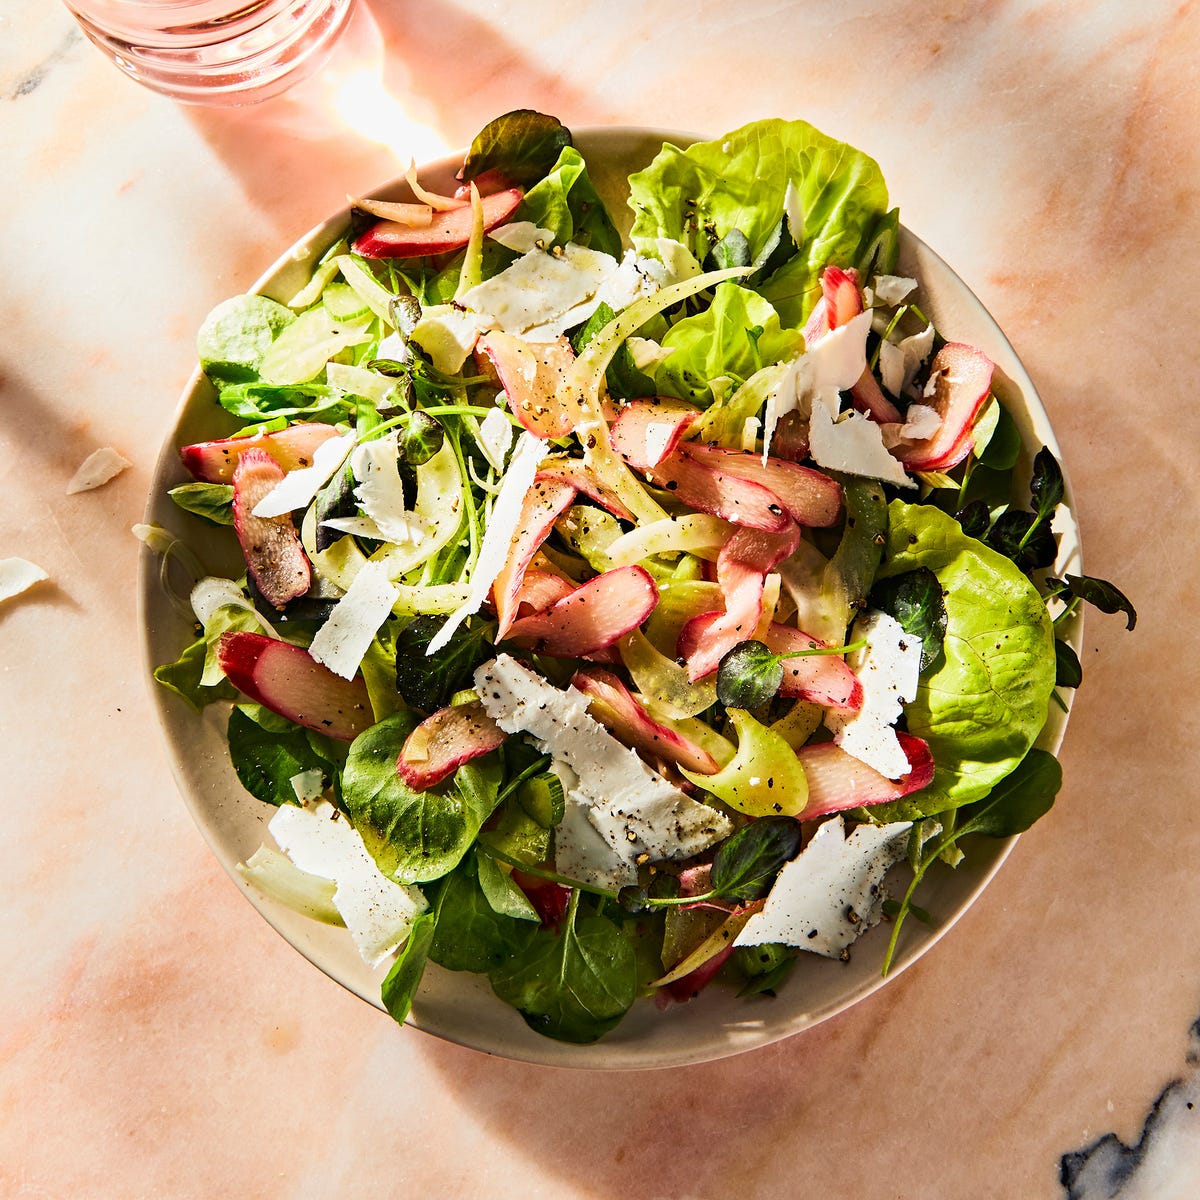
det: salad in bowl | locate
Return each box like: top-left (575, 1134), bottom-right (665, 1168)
top-left (141, 112), bottom-right (1134, 1065)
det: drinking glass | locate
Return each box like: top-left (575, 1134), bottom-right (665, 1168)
top-left (61, 0), bottom-right (356, 105)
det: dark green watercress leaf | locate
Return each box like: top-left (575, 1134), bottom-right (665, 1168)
top-left (954, 499), bottom-right (991, 539)
top-left (1029, 447), bottom-right (1065, 520)
top-left (227, 703), bottom-right (334, 807)
top-left (710, 816), bottom-right (803, 902)
top-left (986, 509), bottom-right (1058, 572)
top-left (489, 892), bottom-right (637, 1043)
top-left (868, 567), bottom-right (948, 672)
top-left (430, 856), bottom-right (538, 973)
top-left (394, 615), bottom-right (495, 713)
top-left (716, 640), bottom-right (784, 710)
top-left (169, 482), bottom-right (234, 526)
top-left (1052, 574), bottom-right (1138, 631)
top-left (398, 411), bottom-right (444, 466)
top-left (1054, 639), bottom-right (1083, 688)
top-left (216, 381), bottom-right (350, 424)
top-left (462, 109), bottom-right (572, 187)
top-left (380, 908), bottom-right (438, 1026)
top-left (341, 712), bottom-right (503, 884)
top-left (958, 747), bottom-right (1062, 838)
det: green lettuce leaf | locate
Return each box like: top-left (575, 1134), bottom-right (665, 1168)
top-left (872, 501), bottom-right (1056, 819)
top-left (341, 712), bottom-right (504, 884)
top-left (653, 282), bottom-right (802, 406)
top-left (628, 118), bottom-right (894, 326)
top-left (516, 145), bottom-right (621, 256)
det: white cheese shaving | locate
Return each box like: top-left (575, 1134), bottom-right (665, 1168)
top-left (741, 416), bottom-right (761, 453)
top-left (626, 336), bottom-right (675, 371)
top-left (762, 308), bottom-right (873, 459)
top-left (807, 398), bottom-right (916, 488)
top-left (553, 792), bottom-right (637, 890)
top-left (460, 245), bottom-right (658, 344)
top-left (308, 558), bottom-right (399, 679)
top-left (477, 405), bottom-right (514, 473)
top-left (826, 610), bottom-right (923, 779)
top-left (878, 322), bottom-right (935, 399)
top-left (901, 402), bottom-right (942, 440)
top-left (426, 431), bottom-right (547, 655)
top-left (488, 221), bottom-right (555, 253)
top-left (347, 435), bottom-right (430, 547)
top-left (409, 304), bottom-right (486, 374)
top-left (0, 557), bottom-right (49, 603)
top-left (66, 447), bottom-right (131, 494)
top-left (473, 655), bottom-right (733, 867)
top-left (289, 768), bottom-right (326, 803)
top-left (269, 801), bottom-right (426, 968)
top-left (871, 274), bottom-right (918, 306)
top-left (733, 815), bottom-right (913, 957)
top-left (251, 432), bottom-right (355, 519)
top-left (784, 179), bottom-right (805, 247)
top-left (649, 238), bottom-right (703, 285)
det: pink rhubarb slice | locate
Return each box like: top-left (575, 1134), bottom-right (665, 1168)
top-left (231, 448), bottom-right (311, 609)
top-left (217, 631), bottom-right (373, 742)
top-left (351, 187), bottom-right (523, 258)
top-left (397, 700), bottom-right (507, 789)
top-left (180, 422), bottom-right (340, 484)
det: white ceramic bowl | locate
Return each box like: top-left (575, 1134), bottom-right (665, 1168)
top-left (140, 127), bottom-right (1081, 1069)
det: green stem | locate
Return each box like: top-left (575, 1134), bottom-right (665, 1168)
top-left (476, 840), bottom-right (619, 902)
top-left (493, 753), bottom-right (553, 807)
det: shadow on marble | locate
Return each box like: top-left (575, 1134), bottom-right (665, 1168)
top-left (178, 0), bottom-right (614, 240)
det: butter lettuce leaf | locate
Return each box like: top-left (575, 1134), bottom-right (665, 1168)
top-left (653, 282), bottom-right (802, 406)
top-left (871, 502), bottom-right (1056, 819)
top-left (517, 145), bottom-right (621, 256)
top-left (342, 712), bottom-right (504, 884)
top-left (628, 119), bottom-right (895, 326)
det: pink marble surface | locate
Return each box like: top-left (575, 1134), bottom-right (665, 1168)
top-left (1, 1), bottom-right (1196, 1195)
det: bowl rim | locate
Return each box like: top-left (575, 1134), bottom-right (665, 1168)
top-left (139, 123), bottom-right (1081, 1070)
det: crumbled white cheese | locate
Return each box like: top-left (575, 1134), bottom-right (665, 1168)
top-left (807, 398), bottom-right (916, 488)
top-left (488, 221), bottom-right (555, 253)
top-left (308, 559), bottom-right (399, 679)
top-left (733, 815), bottom-right (912, 957)
top-left (66, 447), bottom-right (132, 494)
top-left (476, 405), bottom-right (514, 473)
top-left (269, 801), bottom-right (426, 967)
top-left (878, 322), bottom-right (935, 399)
top-left (826, 610), bottom-right (923, 779)
top-left (252, 432), bottom-right (355, 519)
top-left (871, 274), bottom-right (918, 306)
top-left (0, 557), bottom-right (48, 604)
top-left (473, 655), bottom-right (733, 867)
top-left (409, 304), bottom-right (486, 374)
top-left (426, 432), bottom-right (547, 654)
